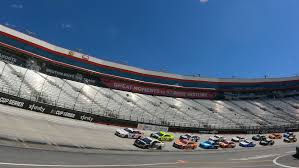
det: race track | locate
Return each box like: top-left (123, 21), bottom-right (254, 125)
top-left (0, 143), bottom-right (297, 168)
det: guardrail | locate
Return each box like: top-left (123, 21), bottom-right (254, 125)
top-left (0, 85), bottom-right (298, 134)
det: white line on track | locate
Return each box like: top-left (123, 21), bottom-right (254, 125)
top-left (231, 154), bottom-right (280, 161)
top-left (285, 151), bottom-right (296, 154)
top-left (0, 161), bottom-right (179, 167)
top-left (272, 154), bottom-right (299, 168)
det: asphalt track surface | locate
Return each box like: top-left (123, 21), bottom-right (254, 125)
top-left (0, 142), bottom-right (297, 168)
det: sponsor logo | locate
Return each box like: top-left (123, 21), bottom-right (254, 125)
top-left (28, 104), bottom-right (45, 113)
top-left (0, 53), bottom-right (17, 64)
top-left (0, 97), bottom-right (24, 107)
top-left (80, 115), bottom-right (94, 122)
top-left (51, 109), bottom-right (76, 118)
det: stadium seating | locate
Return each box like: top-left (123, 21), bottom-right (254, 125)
top-left (0, 60), bottom-right (298, 129)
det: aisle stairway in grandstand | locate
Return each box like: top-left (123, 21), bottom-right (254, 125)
top-left (0, 60), bottom-right (298, 128)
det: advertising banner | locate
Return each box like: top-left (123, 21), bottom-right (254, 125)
top-left (101, 79), bottom-right (217, 99)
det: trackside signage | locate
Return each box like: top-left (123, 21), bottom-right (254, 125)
top-left (0, 92), bottom-right (95, 122)
top-left (0, 97), bottom-right (24, 107)
top-left (101, 79), bottom-right (217, 99)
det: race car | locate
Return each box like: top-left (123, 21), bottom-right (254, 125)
top-left (200, 140), bottom-right (219, 149)
top-left (239, 140), bottom-right (256, 147)
top-left (252, 134), bottom-right (266, 141)
top-left (283, 132), bottom-right (294, 138)
top-left (269, 133), bottom-right (282, 139)
top-left (150, 131), bottom-right (175, 142)
top-left (208, 135), bottom-right (225, 142)
top-left (179, 134), bottom-right (200, 142)
top-left (219, 140), bottom-right (236, 148)
top-left (173, 139), bottom-right (198, 150)
top-left (231, 136), bottom-right (246, 142)
top-left (259, 138), bottom-right (275, 146)
top-left (134, 137), bottom-right (164, 149)
top-left (115, 128), bottom-right (144, 139)
top-left (283, 135), bottom-right (297, 143)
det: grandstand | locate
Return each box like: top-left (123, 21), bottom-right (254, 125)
top-left (0, 24), bottom-right (298, 133)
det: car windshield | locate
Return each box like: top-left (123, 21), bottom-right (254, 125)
top-left (157, 132), bottom-right (164, 136)
top-left (124, 128), bottom-right (133, 133)
top-left (142, 138), bottom-right (153, 144)
top-left (206, 141), bottom-right (213, 144)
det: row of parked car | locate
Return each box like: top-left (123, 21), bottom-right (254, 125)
top-left (114, 128), bottom-right (297, 150)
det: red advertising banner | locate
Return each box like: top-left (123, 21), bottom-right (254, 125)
top-left (101, 79), bottom-right (217, 99)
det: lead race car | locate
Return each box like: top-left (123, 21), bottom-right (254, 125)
top-left (115, 128), bottom-right (144, 139)
top-left (134, 137), bottom-right (165, 149)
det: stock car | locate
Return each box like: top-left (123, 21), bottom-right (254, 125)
top-left (283, 135), bottom-right (297, 143)
top-left (219, 140), bottom-right (236, 148)
top-left (150, 131), bottom-right (175, 142)
top-left (231, 136), bottom-right (246, 142)
top-left (209, 135), bottom-right (226, 142)
top-left (200, 140), bottom-right (219, 149)
top-left (134, 137), bottom-right (164, 149)
top-left (252, 134), bottom-right (266, 141)
top-left (269, 133), bottom-right (282, 139)
top-left (173, 139), bottom-right (198, 150)
top-left (239, 140), bottom-right (256, 147)
top-left (283, 132), bottom-right (294, 138)
top-left (179, 134), bottom-right (200, 142)
top-left (259, 138), bottom-right (275, 146)
top-left (115, 128), bottom-right (144, 139)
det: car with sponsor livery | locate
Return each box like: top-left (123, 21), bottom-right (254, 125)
top-left (179, 134), bottom-right (200, 142)
top-left (134, 137), bottom-right (164, 149)
top-left (239, 140), bottom-right (256, 147)
top-left (150, 131), bottom-right (175, 142)
top-left (269, 133), bottom-right (282, 139)
top-left (283, 135), bottom-right (297, 143)
top-left (252, 134), bottom-right (266, 141)
top-left (173, 139), bottom-right (198, 150)
top-left (283, 132), bottom-right (294, 138)
top-left (200, 140), bottom-right (219, 149)
top-left (115, 128), bottom-right (144, 139)
top-left (231, 136), bottom-right (246, 142)
top-left (259, 138), bottom-right (275, 146)
top-left (219, 140), bottom-right (236, 148)
top-left (208, 135), bottom-right (225, 143)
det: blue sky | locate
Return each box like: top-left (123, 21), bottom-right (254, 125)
top-left (1, 0), bottom-right (299, 78)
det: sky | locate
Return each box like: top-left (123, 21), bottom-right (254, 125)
top-left (1, 0), bottom-right (299, 79)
